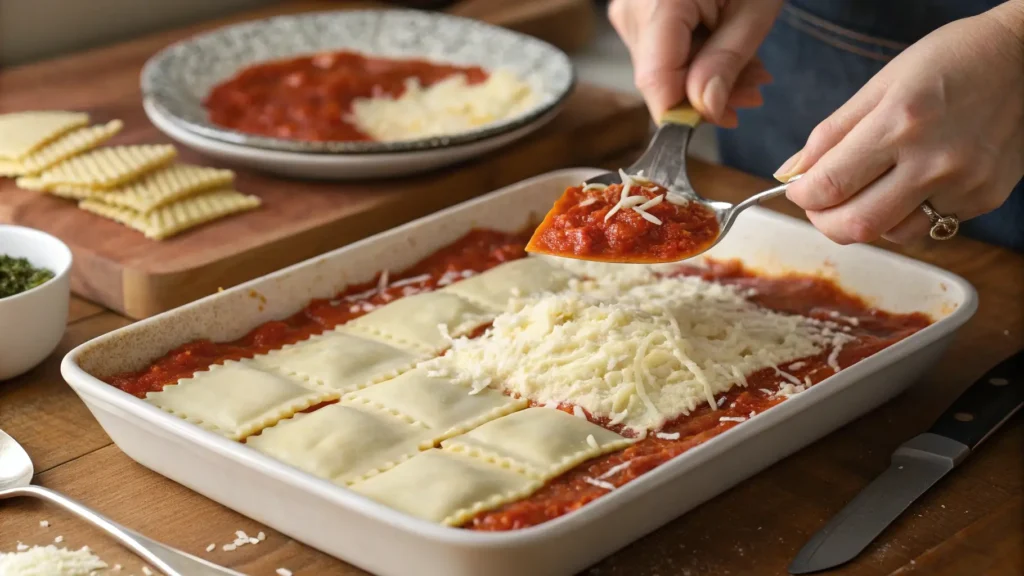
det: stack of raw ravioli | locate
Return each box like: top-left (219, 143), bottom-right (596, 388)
top-left (143, 256), bottom-right (635, 526)
top-left (0, 110), bottom-right (260, 239)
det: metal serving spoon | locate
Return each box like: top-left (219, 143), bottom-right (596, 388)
top-left (0, 429), bottom-right (245, 576)
top-left (585, 104), bottom-right (801, 259)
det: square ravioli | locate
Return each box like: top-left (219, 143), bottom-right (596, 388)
top-left (145, 360), bottom-right (335, 440)
top-left (340, 291), bottom-right (491, 354)
top-left (441, 407), bottom-right (633, 479)
top-left (246, 403), bottom-right (432, 485)
top-left (253, 330), bottom-right (424, 393)
top-left (441, 257), bottom-right (573, 311)
top-left (343, 368), bottom-right (526, 446)
top-left (350, 449), bottom-right (540, 526)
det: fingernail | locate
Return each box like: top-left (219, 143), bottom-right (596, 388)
top-left (702, 76), bottom-right (728, 118)
top-left (773, 150), bottom-right (802, 182)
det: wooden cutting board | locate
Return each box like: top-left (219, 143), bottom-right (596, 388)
top-left (0, 2), bottom-right (649, 319)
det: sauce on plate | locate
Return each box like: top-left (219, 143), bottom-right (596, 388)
top-left (204, 50), bottom-right (488, 141)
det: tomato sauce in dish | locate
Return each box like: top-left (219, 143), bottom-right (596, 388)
top-left (103, 228), bottom-right (931, 530)
top-left (527, 182), bottom-right (720, 263)
top-left (106, 229), bottom-right (528, 398)
top-left (204, 50), bottom-right (487, 141)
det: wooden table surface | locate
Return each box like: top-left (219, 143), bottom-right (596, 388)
top-left (1, 152), bottom-right (1021, 575)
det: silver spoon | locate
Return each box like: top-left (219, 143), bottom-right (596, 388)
top-left (0, 429), bottom-right (247, 576)
top-left (584, 104), bottom-right (802, 260)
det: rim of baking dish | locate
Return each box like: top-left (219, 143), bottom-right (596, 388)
top-left (140, 9), bottom-right (576, 155)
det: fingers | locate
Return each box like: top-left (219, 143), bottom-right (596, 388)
top-left (785, 108), bottom-right (897, 213)
top-left (773, 80), bottom-right (887, 182)
top-left (611, 0), bottom-right (703, 119)
top-left (804, 153), bottom-right (992, 245)
top-left (685, 0), bottom-right (783, 124)
top-left (803, 163), bottom-right (926, 245)
top-left (727, 61), bottom-right (773, 109)
top-left (694, 0), bottom-right (722, 29)
top-left (607, 0), bottom-right (640, 49)
top-left (881, 207), bottom-right (932, 244)
top-left (610, 0), bottom-right (777, 122)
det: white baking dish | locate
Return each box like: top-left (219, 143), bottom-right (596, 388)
top-left (62, 168), bottom-right (977, 576)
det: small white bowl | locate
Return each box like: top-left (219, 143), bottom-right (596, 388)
top-left (0, 225), bottom-right (72, 381)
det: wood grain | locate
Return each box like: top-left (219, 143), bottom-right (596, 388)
top-left (0, 314), bottom-right (130, 473)
top-left (1, 156), bottom-right (1020, 575)
top-left (0, 0), bottom-right (640, 319)
top-left (68, 295), bottom-right (105, 324)
top-left (892, 498), bottom-right (1023, 576)
top-left (1, 444), bottom-right (360, 576)
top-left (448, 0), bottom-right (597, 54)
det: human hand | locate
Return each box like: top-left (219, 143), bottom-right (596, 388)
top-left (608, 0), bottom-right (784, 125)
top-left (777, 2), bottom-right (1024, 245)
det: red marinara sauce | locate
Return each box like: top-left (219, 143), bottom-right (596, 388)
top-left (204, 50), bottom-right (488, 141)
top-left (105, 229), bottom-right (528, 398)
top-left (526, 182), bottom-right (720, 263)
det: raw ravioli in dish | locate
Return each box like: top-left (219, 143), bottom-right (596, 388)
top-left (246, 403), bottom-right (432, 486)
top-left (253, 329), bottom-right (426, 393)
top-left (343, 369), bottom-right (527, 446)
top-left (350, 448), bottom-right (541, 526)
top-left (441, 407), bottom-right (632, 480)
top-left (440, 256), bottom-right (574, 312)
top-left (144, 360), bottom-right (336, 440)
top-left (340, 291), bottom-right (492, 354)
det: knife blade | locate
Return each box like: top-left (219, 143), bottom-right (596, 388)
top-left (788, 349), bottom-right (1024, 574)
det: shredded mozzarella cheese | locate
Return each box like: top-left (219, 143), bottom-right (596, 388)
top-left (422, 272), bottom-right (844, 434)
top-left (0, 545), bottom-right (107, 575)
top-left (349, 70), bottom-right (535, 141)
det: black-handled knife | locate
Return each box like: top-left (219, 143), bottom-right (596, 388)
top-left (788, 349), bottom-right (1024, 574)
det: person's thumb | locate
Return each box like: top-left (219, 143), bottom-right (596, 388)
top-left (685, 0), bottom-right (782, 125)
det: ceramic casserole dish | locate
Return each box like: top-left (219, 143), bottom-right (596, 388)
top-left (62, 168), bottom-right (977, 576)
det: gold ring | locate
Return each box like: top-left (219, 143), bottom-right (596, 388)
top-left (920, 201), bottom-right (959, 240)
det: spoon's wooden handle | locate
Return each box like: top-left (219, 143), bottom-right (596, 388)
top-left (659, 104), bottom-right (702, 128)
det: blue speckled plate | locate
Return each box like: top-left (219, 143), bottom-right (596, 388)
top-left (141, 9), bottom-right (576, 155)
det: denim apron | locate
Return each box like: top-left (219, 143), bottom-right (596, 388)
top-left (717, 0), bottom-right (1024, 251)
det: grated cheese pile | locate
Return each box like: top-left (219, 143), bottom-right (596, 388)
top-left (424, 271), bottom-right (854, 435)
top-left (0, 544), bottom-right (107, 575)
top-left (348, 70), bottom-right (536, 141)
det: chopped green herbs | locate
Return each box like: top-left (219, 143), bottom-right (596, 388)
top-left (0, 255), bottom-right (54, 298)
